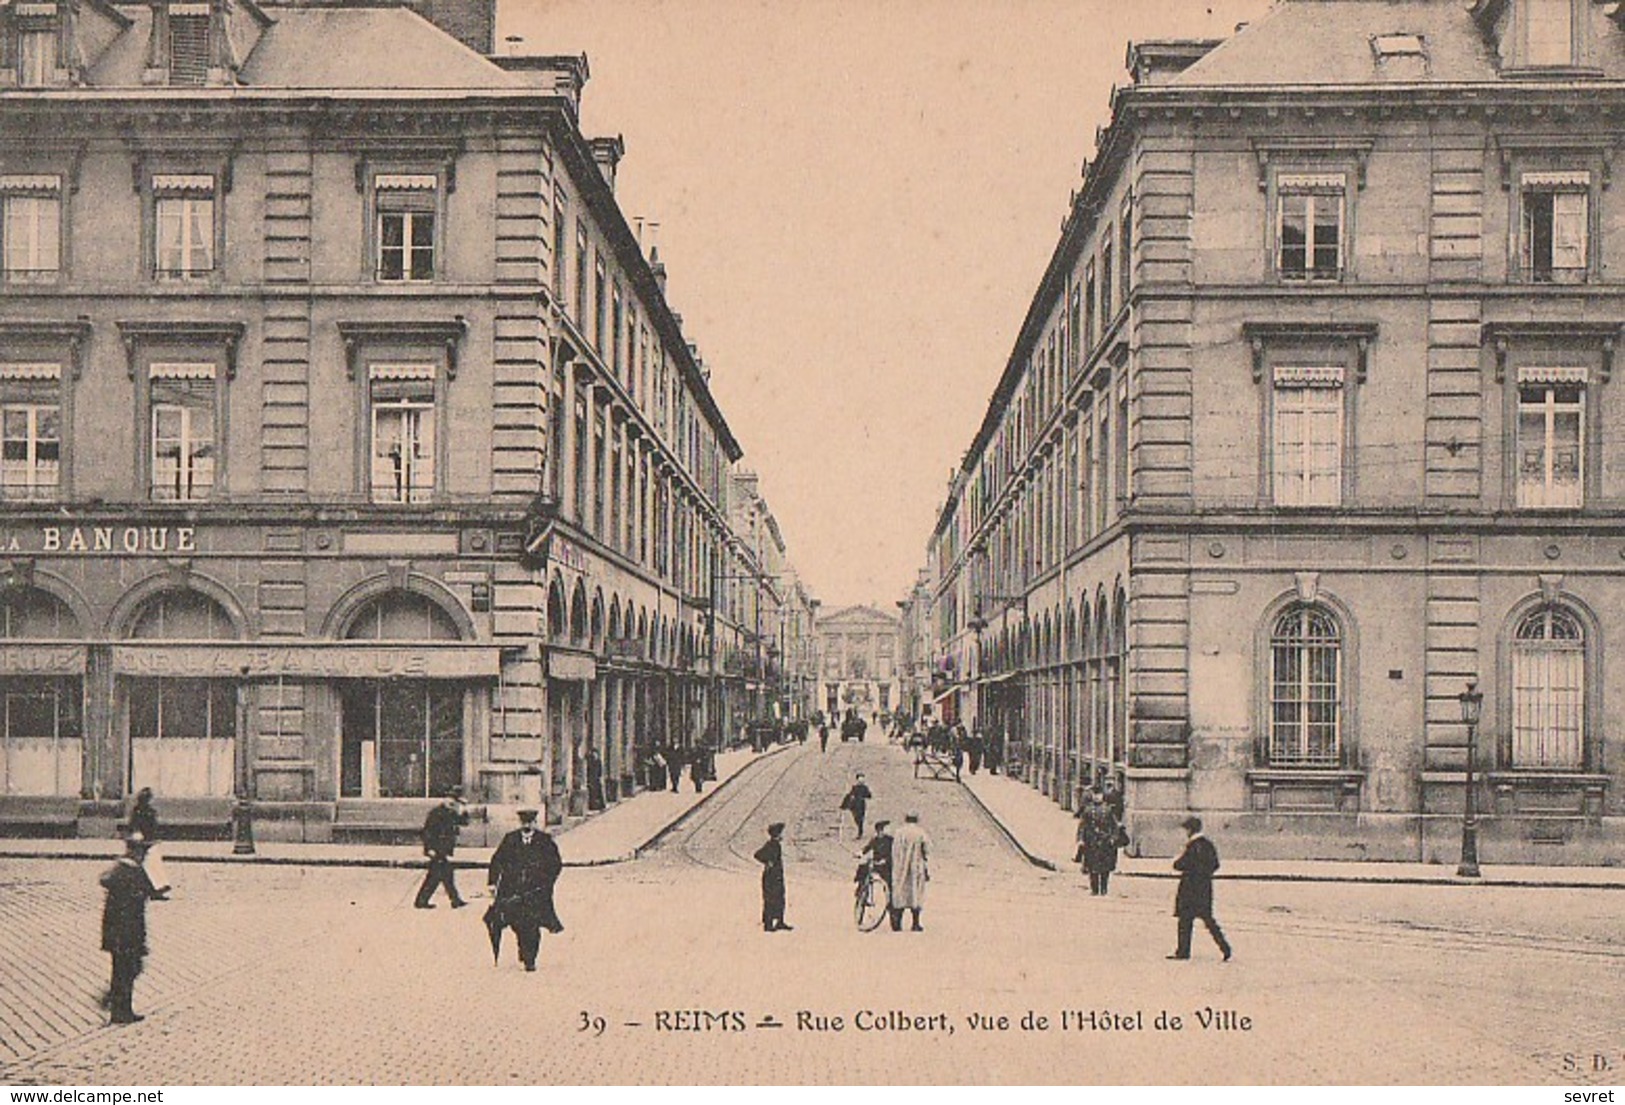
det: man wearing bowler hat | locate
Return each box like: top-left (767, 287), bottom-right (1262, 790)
top-left (414, 789), bottom-right (469, 909)
top-left (1169, 815), bottom-right (1231, 962)
top-left (487, 808), bottom-right (564, 971)
top-left (100, 832), bottom-right (165, 1024)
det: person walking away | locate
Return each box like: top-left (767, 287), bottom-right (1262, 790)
top-left (487, 809), bottom-right (564, 971)
top-left (818, 719), bottom-right (830, 753)
top-left (840, 773), bottom-right (872, 838)
top-left (1077, 789), bottom-right (1121, 896)
top-left (754, 822), bottom-right (792, 931)
top-left (860, 819), bottom-right (893, 892)
top-left (967, 730), bottom-right (984, 774)
top-left (125, 787), bottom-right (171, 896)
top-left (888, 812), bottom-right (931, 931)
top-left (100, 833), bottom-right (164, 1024)
top-left (414, 790), bottom-right (469, 909)
top-left (666, 745), bottom-right (684, 792)
top-left (585, 749), bottom-right (605, 811)
top-left (690, 749), bottom-right (706, 794)
top-left (1169, 815), bottom-right (1231, 961)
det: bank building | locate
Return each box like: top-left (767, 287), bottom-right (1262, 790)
top-left (0, 0), bottom-right (801, 841)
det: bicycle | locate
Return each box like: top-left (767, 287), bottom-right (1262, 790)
top-left (853, 860), bottom-right (890, 931)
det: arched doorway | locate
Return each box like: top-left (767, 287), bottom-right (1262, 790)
top-left (0, 587), bottom-right (83, 797)
top-left (339, 590), bottom-right (464, 799)
top-left (125, 590), bottom-right (239, 798)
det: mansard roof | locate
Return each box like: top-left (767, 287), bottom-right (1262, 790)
top-left (1172, 0), bottom-right (1625, 87)
top-left (83, 3), bottom-right (524, 89)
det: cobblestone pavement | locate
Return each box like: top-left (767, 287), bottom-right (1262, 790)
top-left (0, 742), bottom-right (1619, 1085)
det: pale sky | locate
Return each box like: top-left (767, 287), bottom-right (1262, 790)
top-left (500, 0), bottom-right (1275, 609)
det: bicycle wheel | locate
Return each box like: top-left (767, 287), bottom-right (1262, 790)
top-left (855, 872), bottom-right (889, 931)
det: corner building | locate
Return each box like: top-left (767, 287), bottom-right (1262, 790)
top-left (929, 0), bottom-right (1625, 863)
top-left (0, 0), bottom-right (769, 841)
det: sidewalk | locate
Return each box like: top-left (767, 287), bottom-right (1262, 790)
top-left (0, 743), bottom-right (790, 871)
top-left (958, 767), bottom-right (1625, 890)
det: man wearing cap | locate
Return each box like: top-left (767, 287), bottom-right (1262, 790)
top-left (753, 822), bottom-right (792, 932)
top-left (100, 833), bottom-right (165, 1025)
top-left (488, 809), bottom-right (564, 971)
top-left (414, 790), bottom-right (470, 909)
top-left (1169, 815), bottom-right (1231, 962)
top-left (888, 812), bottom-right (931, 932)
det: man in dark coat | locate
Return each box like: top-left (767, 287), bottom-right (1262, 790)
top-left (665, 745), bottom-right (684, 792)
top-left (100, 833), bottom-right (164, 1024)
top-left (487, 809), bottom-right (564, 971)
top-left (754, 822), bottom-right (791, 932)
top-left (840, 773), bottom-right (873, 838)
top-left (414, 791), bottom-right (469, 909)
top-left (1169, 815), bottom-right (1231, 961)
top-left (585, 748), bottom-right (606, 811)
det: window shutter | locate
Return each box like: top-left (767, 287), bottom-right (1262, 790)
top-left (1551, 191), bottom-right (1588, 272)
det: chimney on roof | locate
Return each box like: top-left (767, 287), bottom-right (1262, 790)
top-left (405, 0), bottom-right (496, 54)
top-left (1125, 38), bottom-right (1225, 85)
top-left (589, 135), bottom-right (626, 194)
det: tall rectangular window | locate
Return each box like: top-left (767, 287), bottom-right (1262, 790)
top-left (611, 285), bottom-right (624, 378)
top-left (368, 364), bottom-right (436, 503)
top-left (1521, 173), bottom-right (1589, 283)
top-left (1527, 0), bottom-right (1574, 66)
top-left (1277, 174), bottom-right (1344, 281)
top-left (572, 394), bottom-right (588, 521)
top-left (1119, 194), bottom-right (1133, 307)
top-left (1084, 261), bottom-right (1097, 355)
top-left (149, 364), bottom-right (216, 502)
top-left (1100, 238), bottom-right (1115, 324)
top-left (0, 362), bottom-right (61, 501)
top-left (1, 176), bottom-right (61, 283)
top-left (592, 404), bottom-right (606, 537)
top-left (1272, 366), bottom-right (1344, 507)
top-left (168, 12), bottom-right (210, 85)
top-left (17, 29), bottom-right (56, 87)
top-left (154, 175), bottom-right (215, 279)
top-left (574, 223), bottom-right (589, 323)
top-left (551, 195), bottom-right (567, 301)
top-left (1516, 369), bottom-right (1585, 509)
top-left (374, 174), bottom-right (436, 282)
top-left (593, 256), bottom-right (607, 352)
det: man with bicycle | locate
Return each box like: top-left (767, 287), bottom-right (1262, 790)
top-left (859, 819), bottom-right (893, 889)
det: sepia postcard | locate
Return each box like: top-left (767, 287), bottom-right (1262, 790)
top-left (0, 0), bottom-right (1620, 1088)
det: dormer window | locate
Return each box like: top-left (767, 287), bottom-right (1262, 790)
top-left (167, 6), bottom-right (210, 85)
top-left (16, 27), bottom-right (56, 86)
top-left (1526, 0), bottom-right (1574, 66)
top-left (1372, 33), bottom-right (1425, 58)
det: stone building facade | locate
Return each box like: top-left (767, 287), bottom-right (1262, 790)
top-left (0, 0), bottom-right (802, 840)
top-left (927, 0), bottom-right (1625, 863)
top-left (814, 605), bottom-right (901, 723)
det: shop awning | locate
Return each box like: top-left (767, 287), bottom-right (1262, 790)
top-left (0, 644), bottom-right (86, 676)
top-left (929, 686), bottom-right (960, 705)
top-left (111, 643), bottom-right (504, 680)
top-left (980, 671), bottom-right (1019, 686)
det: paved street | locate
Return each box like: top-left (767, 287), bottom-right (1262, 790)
top-left (0, 742), bottom-right (1620, 1085)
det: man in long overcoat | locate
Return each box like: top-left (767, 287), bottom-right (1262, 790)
top-left (100, 833), bottom-right (165, 1024)
top-left (754, 822), bottom-right (792, 931)
top-left (1169, 815), bottom-right (1231, 961)
top-left (487, 809), bottom-right (564, 971)
top-left (414, 791), bottom-right (468, 909)
top-left (888, 812), bottom-right (931, 932)
top-left (1077, 790), bottom-right (1122, 896)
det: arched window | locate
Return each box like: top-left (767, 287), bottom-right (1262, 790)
top-left (1270, 605), bottom-right (1341, 767)
top-left (1512, 605), bottom-right (1585, 769)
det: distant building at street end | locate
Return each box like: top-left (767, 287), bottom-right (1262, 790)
top-left (924, 0), bottom-right (1625, 864)
top-left (813, 605), bottom-right (902, 723)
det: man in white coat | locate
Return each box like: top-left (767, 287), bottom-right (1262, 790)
top-left (888, 812), bottom-right (931, 932)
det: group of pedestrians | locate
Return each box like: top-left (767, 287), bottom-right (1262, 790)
top-left (642, 743), bottom-right (714, 794)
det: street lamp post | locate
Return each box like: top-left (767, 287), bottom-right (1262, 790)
top-left (1457, 679), bottom-right (1484, 879)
